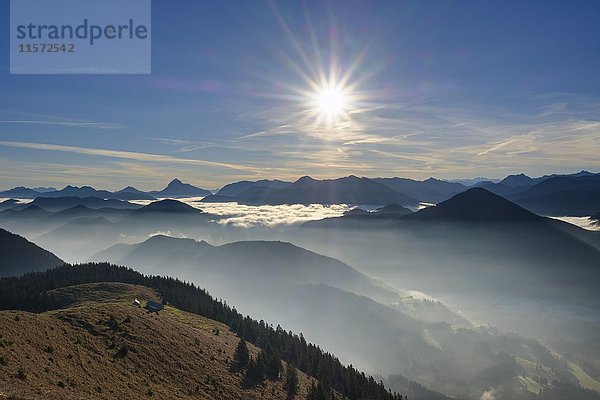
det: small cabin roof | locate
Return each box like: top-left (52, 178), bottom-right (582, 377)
top-left (145, 300), bottom-right (164, 312)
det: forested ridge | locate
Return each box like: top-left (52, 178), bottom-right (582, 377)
top-left (0, 263), bottom-right (404, 400)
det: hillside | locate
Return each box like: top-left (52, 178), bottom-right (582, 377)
top-left (0, 263), bottom-right (405, 400)
top-left (91, 236), bottom-right (399, 305)
top-left (4, 265), bottom-right (591, 400)
top-left (0, 228), bottom-right (63, 277)
top-left (0, 282), bottom-right (314, 400)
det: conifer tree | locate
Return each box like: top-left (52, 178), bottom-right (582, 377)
top-left (266, 346), bottom-right (282, 380)
top-left (245, 356), bottom-right (265, 385)
top-left (284, 362), bottom-right (299, 399)
top-left (233, 337), bottom-right (249, 369)
top-left (307, 381), bottom-right (331, 400)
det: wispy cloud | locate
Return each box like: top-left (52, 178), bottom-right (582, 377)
top-left (228, 90), bottom-right (600, 179)
top-left (476, 137), bottom-right (522, 156)
top-left (0, 120), bottom-right (120, 129)
top-left (146, 137), bottom-right (216, 153)
top-left (0, 141), bottom-right (259, 172)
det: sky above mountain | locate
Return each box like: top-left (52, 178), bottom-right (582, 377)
top-left (1, 0), bottom-right (599, 190)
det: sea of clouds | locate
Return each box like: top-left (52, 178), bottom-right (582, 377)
top-left (191, 200), bottom-right (352, 227)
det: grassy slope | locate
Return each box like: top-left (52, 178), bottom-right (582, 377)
top-left (0, 283), bottom-right (314, 400)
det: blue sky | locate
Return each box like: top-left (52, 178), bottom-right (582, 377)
top-left (1, 0), bottom-right (599, 190)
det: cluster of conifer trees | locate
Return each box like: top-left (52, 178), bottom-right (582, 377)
top-left (233, 337), bottom-right (299, 398)
top-left (0, 263), bottom-right (404, 400)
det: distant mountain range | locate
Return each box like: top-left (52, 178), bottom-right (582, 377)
top-left (372, 177), bottom-right (467, 203)
top-left (204, 175), bottom-right (420, 206)
top-left (1, 170), bottom-right (599, 214)
top-left (500, 170), bottom-right (596, 187)
top-left (0, 228), bottom-right (63, 276)
top-left (476, 172), bottom-right (600, 216)
top-left (0, 178), bottom-right (212, 201)
top-left (216, 179), bottom-right (292, 197)
top-left (24, 196), bottom-right (140, 211)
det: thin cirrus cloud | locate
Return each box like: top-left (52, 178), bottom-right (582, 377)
top-left (229, 90), bottom-right (600, 179)
top-left (145, 137), bottom-right (217, 153)
top-left (0, 140), bottom-right (261, 172)
top-left (0, 119), bottom-right (120, 129)
top-left (1, 92), bottom-right (599, 188)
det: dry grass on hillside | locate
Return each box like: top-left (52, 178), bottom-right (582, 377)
top-left (0, 283), bottom-right (314, 400)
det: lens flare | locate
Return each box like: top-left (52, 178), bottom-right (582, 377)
top-left (313, 84), bottom-right (347, 118)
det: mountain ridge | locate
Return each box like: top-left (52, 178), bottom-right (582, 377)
top-left (0, 228), bottom-right (64, 277)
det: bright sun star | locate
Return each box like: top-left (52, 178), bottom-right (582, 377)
top-left (315, 85), bottom-right (347, 118)
top-left (306, 78), bottom-right (355, 126)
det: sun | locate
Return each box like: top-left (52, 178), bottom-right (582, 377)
top-left (306, 79), bottom-right (354, 125)
top-left (315, 85), bottom-right (347, 118)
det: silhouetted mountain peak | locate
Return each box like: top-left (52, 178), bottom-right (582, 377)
top-left (413, 187), bottom-right (539, 221)
top-left (138, 199), bottom-right (203, 214)
top-left (500, 173), bottom-right (533, 187)
top-left (150, 179), bottom-right (212, 198)
top-left (166, 178), bottom-right (183, 187)
top-left (295, 175), bottom-right (317, 184)
top-left (117, 186), bottom-right (142, 193)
